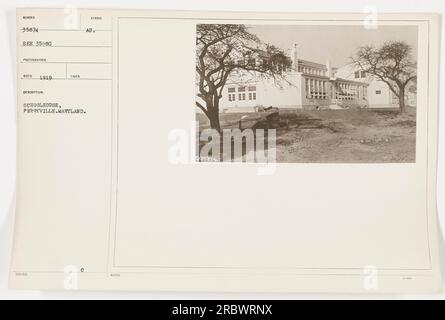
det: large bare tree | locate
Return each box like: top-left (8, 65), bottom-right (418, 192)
top-left (352, 41), bottom-right (417, 113)
top-left (196, 24), bottom-right (292, 132)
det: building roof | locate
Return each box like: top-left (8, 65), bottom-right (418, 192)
top-left (298, 59), bottom-right (327, 70)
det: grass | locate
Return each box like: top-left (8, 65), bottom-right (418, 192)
top-left (196, 107), bottom-right (416, 163)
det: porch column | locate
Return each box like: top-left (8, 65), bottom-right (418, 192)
top-left (316, 80), bottom-right (319, 98)
top-left (309, 79), bottom-right (312, 98)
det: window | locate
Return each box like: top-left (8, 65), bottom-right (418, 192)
top-left (307, 79), bottom-right (328, 100)
top-left (247, 86), bottom-right (257, 100)
top-left (361, 71), bottom-right (366, 78)
top-left (376, 90), bottom-right (382, 95)
top-left (355, 71), bottom-right (360, 79)
top-left (314, 80), bottom-right (319, 99)
top-left (228, 87), bottom-right (236, 102)
top-left (238, 86), bottom-right (248, 100)
top-left (322, 81), bottom-right (327, 99)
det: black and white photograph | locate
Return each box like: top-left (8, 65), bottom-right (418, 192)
top-left (196, 24), bottom-right (418, 163)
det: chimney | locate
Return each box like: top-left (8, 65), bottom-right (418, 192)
top-left (326, 59), bottom-right (332, 78)
top-left (292, 43), bottom-right (299, 71)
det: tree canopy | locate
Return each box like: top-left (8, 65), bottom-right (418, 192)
top-left (196, 24), bottom-right (292, 131)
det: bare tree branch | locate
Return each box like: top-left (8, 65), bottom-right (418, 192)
top-left (195, 24), bottom-right (292, 130)
top-left (351, 41), bottom-right (417, 112)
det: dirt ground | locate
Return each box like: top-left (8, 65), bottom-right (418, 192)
top-left (196, 107), bottom-right (416, 163)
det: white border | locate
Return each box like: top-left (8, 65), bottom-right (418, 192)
top-left (1, 0), bottom-right (444, 300)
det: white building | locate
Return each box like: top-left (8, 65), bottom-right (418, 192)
top-left (219, 44), bottom-right (416, 112)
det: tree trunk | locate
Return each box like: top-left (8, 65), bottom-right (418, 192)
top-left (205, 93), bottom-right (222, 133)
top-left (398, 85), bottom-right (406, 113)
top-left (205, 103), bottom-right (221, 133)
top-left (208, 109), bottom-right (221, 133)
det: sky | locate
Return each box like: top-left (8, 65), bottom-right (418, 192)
top-left (248, 25), bottom-right (418, 68)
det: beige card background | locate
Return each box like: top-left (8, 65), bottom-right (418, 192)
top-left (10, 9), bottom-right (442, 292)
